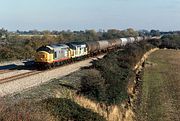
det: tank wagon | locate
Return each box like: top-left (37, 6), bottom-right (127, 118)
top-left (85, 41), bottom-right (100, 53)
top-left (35, 36), bottom-right (154, 68)
top-left (108, 39), bottom-right (122, 48)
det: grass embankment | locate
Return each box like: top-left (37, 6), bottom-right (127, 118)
top-left (136, 50), bottom-right (180, 121)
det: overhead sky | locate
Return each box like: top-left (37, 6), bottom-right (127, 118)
top-left (0, 0), bottom-right (180, 31)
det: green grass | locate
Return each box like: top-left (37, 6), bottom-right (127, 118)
top-left (137, 50), bottom-right (180, 121)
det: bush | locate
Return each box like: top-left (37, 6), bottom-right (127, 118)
top-left (78, 69), bottom-right (106, 102)
top-left (148, 35), bottom-right (180, 49)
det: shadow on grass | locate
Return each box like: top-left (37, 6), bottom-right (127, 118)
top-left (41, 98), bottom-right (106, 121)
top-left (58, 83), bottom-right (77, 90)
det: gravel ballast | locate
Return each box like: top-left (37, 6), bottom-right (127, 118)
top-left (0, 56), bottom-right (104, 97)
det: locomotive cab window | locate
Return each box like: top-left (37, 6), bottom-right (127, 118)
top-left (79, 48), bottom-right (81, 54)
top-left (37, 46), bottom-right (54, 54)
top-left (54, 52), bottom-right (57, 58)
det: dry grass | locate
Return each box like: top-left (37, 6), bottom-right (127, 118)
top-left (136, 49), bottom-right (180, 121)
top-left (0, 99), bottom-right (55, 121)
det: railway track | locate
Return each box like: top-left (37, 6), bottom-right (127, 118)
top-left (0, 71), bottom-right (41, 84)
top-left (0, 53), bottom-right (106, 85)
top-left (0, 69), bottom-right (16, 74)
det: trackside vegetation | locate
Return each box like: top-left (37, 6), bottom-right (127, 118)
top-left (148, 35), bottom-right (180, 49)
top-left (78, 41), bottom-right (154, 105)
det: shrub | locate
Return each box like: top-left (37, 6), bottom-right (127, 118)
top-left (78, 69), bottom-right (107, 102)
top-left (149, 35), bottom-right (180, 49)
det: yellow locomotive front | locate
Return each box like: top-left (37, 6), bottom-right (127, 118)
top-left (35, 46), bottom-right (54, 65)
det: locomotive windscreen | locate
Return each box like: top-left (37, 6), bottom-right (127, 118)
top-left (36, 46), bottom-right (54, 54)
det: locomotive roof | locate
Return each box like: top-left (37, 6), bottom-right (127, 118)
top-left (67, 42), bottom-right (86, 46)
top-left (50, 44), bottom-right (69, 48)
top-left (66, 42), bottom-right (86, 50)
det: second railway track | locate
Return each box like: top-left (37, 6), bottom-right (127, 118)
top-left (0, 69), bottom-right (16, 74)
top-left (0, 71), bottom-right (41, 84)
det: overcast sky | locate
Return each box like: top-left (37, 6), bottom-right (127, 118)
top-left (0, 0), bottom-right (180, 31)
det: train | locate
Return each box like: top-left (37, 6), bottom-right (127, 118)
top-left (35, 36), bottom-right (157, 69)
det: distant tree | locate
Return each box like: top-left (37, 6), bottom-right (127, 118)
top-left (85, 30), bottom-right (98, 41)
top-left (0, 28), bottom-right (8, 41)
top-left (138, 30), bottom-right (150, 36)
top-left (52, 30), bottom-right (59, 35)
top-left (57, 33), bottom-right (65, 42)
top-left (150, 30), bottom-right (160, 36)
top-left (103, 29), bottom-right (120, 39)
top-left (126, 28), bottom-right (139, 37)
top-left (42, 30), bottom-right (51, 35)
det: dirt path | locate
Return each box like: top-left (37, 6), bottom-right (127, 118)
top-left (136, 49), bottom-right (180, 121)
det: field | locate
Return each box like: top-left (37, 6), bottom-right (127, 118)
top-left (136, 49), bottom-right (180, 121)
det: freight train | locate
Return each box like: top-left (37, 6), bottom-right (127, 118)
top-left (35, 36), bottom-right (156, 69)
